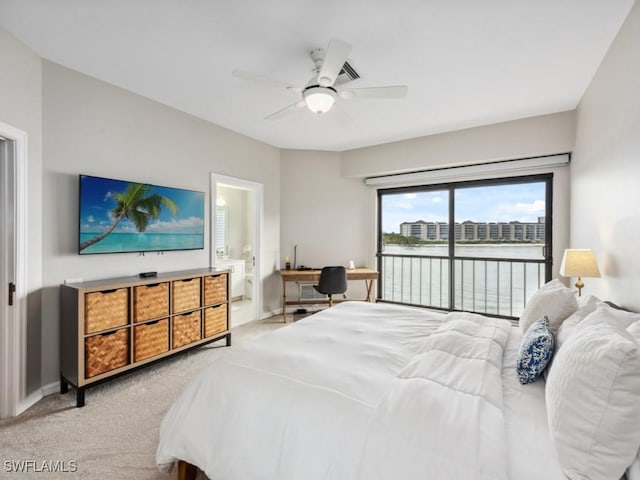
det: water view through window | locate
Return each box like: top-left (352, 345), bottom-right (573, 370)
top-left (378, 176), bottom-right (552, 318)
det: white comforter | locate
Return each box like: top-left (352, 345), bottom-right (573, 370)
top-left (156, 302), bottom-right (514, 479)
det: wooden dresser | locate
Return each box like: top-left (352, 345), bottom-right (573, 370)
top-left (60, 268), bottom-right (230, 407)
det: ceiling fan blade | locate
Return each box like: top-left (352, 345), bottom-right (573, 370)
top-left (264, 101), bottom-right (306, 121)
top-left (232, 70), bottom-right (301, 92)
top-left (317, 39), bottom-right (351, 87)
top-left (340, 85), bottom-right (408, 100)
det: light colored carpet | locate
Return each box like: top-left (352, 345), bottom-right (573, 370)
top-left (0, 318), bottom-right (286, 479)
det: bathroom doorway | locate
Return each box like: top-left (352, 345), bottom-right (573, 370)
top-left (210, 174), bottom-right (263, 327)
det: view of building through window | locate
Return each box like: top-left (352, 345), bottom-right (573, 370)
top-left (378, 176), bottom-right (551, 318)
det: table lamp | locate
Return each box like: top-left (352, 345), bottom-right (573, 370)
top-left (559, 249), bottom-right (601, 296)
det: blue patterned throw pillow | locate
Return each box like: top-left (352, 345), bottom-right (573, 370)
top-left (516, 315), bottom-right (555, 385)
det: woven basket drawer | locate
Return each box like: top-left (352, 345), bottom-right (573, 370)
top-left (172, 278), bottom-right (201, 313)
top-left (134, 318), bottom-right (169, 362)
top-left (133, 283), bottom-right (169, 323)
top-left (172, 310), bottom-right (201, 348)
top-left (85, 328), bottom-right (129, 378)
top-left (84, 288), bottom-right (129, 334)
top-left (204, 274), bottom-right (227, 306)
top-left (204, 304), bottom-right (228, 337)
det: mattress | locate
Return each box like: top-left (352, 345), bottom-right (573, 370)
top-left (156, 301), bottom-right (569, 479)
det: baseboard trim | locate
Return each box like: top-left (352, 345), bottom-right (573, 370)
top-left (15, 381), bottom-right (59, 416)
top-left (270, 306), bottom-right (327, 317)
top-left (42, 380), bottom-right (60, 397)
top-left (16, 390), bottom-right (41, 415)
top-left (263, 311), bottom-right (279, 320)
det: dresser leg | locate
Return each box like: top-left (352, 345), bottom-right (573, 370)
top-left (76, 388), bottom-right (85, 408)
top-left (60, 375), bottom-right (69, 394)
top-left (226, 333), bottom-right (232, 347)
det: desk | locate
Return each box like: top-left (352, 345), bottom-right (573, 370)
top-left (279, 268), bottom-right (378, 322)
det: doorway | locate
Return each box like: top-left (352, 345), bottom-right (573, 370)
top-left (210, 174), bottom-right (263, 327)
top-left (0, 122), bottom-right (28, 418)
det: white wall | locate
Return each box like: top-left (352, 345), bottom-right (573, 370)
top-left (41, 61), bottom-right (281, 386)
top-left (341, 111), bottom-right (576, 178)
top-left (280, 149), bottom-right (374, 300)
top-left (572, 0), bottom-right (640, 308)
top-left (0, 27), bottom-right (43, 395)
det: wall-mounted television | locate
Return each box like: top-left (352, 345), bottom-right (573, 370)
top-left (79, 175), bottom-right (205, 255)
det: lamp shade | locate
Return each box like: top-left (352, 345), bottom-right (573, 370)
top-left (303, 86), bottom-right (336, 114)
top-left (559, 249), bottom-right (601, 278)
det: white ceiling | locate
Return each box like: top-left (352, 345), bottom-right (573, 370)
top-left (0, 0), bottom-right (634, 151)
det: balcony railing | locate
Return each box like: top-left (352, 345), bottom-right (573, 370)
top-left (377, 252), bottom-right (547, 318)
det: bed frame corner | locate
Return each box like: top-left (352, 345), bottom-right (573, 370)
top-left (177, 460), bottom-right (200, 480)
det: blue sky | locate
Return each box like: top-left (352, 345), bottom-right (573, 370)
top-left (382, 182), bottom-right (546, 233)
top-left (80, 175), bottom-right (204, 234)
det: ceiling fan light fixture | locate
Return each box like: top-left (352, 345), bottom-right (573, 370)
top-left (303, 86), bottom-right (336, 114)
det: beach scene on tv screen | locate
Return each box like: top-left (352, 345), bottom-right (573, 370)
top-left (79, 176), bottom-right (205, 254)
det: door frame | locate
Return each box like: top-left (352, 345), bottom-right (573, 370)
top-left (210, 173), bottom-right (264, 321)
top-left (0, 122), bottom-right (28, 418)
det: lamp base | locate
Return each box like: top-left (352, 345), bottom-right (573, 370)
top-left (575, 277), bottom-right (584, 297)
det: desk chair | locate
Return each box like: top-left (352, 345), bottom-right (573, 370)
top-left (314, 266), bottom-right (347, 307)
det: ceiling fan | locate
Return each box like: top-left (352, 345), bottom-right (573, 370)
top-left (232, 39), bottom-right (408, 120)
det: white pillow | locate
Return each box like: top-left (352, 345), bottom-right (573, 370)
top-left (629, 456), bottom-right (640, 480)
top-left (579, 293), bottom-right (601, 307)
top-left (555, 294), bottom-right (600, 351)
top-left (599, 302), bottom-right (640, 329)
top-left (624, 316), bottom-right (640, 480)
top-left (557, 299), bottom-right (640, 352)
top-left (519, 279), bottom-right (578, 334)
top-left (546, 310), bottom-right (640, 480)
top-left (544, 295), bottom-right (600, 380)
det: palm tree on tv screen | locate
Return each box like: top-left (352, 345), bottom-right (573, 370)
top-left (79, 183), bottom-right (178, 251)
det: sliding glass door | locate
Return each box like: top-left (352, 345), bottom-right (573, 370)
top-left (377, 174), bottom-right (552, 319)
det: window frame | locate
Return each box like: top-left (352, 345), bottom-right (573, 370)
top-left (376, 173), bottom-right (553, 319)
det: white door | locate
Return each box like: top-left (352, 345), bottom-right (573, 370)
top-left (211, 174), bottom-right (263, 327)
top-left (0, 123), bottom-right (28, 418)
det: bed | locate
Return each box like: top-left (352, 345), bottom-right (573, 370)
top-left (156, 283), bottom-right (640, 480)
